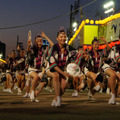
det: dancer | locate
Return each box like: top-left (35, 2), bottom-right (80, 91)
top-left (84, 37), bottom-right (117, 104)
top-left (48, 27), bottom-right (76, 107)
top-left (27, 30), bottom-right (54, 102)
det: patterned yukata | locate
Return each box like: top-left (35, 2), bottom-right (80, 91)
top-left (27, 45), bottom-right (48, 75)
top-left (15, 56), bottom-right (26, 78)
top-left (0, 62), bottom-right (8, 82)
top-left (107, 45), bottom-right (120, 72)
top-left (72, 51), bottom-right (86, 76)
top-left (6, 57), bottom-right (18, 82)
top-left (48, 43), bottom-right (76, 72)
top-left (84, 48), bottom-right (110, 75)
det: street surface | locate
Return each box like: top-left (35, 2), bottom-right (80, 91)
top-left (0, 86), bottom-right (120, 120)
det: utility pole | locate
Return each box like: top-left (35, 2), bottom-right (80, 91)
top-left (69, 4), bottom-right (73, 39)
top-left (16, 35), bottom-right (23, 50)
top-left (16, 35), bottom-right (19, 49)
top-left (113, 0), bottom-right (115, 14)
top-left (68, 0), bottom-right (80, 47)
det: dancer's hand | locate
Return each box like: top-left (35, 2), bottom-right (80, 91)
top-left (99, 36), bottom-right (107, 43)
top-left (41, 31), bottom-right (46, 38)
top-left (28, 30), bottom-right (31, 45)
top-left (63, 72), bottom-right (70, 78)
top-left (85, 54), bottom-right (89, 61)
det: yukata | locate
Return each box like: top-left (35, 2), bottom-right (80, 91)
top-left (0, 63), bottom-right (8, 82)
top-left (48, 43), bottom-right (76, 72)
top-left (114, 43), bottom-right (120, 69)
top-left (106, 45), bottom-right (120, 73)
top-left (15, 56), bottom-right (27, 80)
top-left (84, 48), bottom-right (110, 75)
top-left (6, 57), bottom-right (18, 82)
top-left (115, 43), bottom-right (120, 54)
top-left (27, 45), bottom-right (48, 76)
top-left (72, 51), bottom-right (86, 77)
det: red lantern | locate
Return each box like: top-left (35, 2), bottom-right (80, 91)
top-left (83, 45), bottom-right (88, 50)
top-left (102, 45), bottom-right (106, 49)
top-left (88, 46), bottom-right (92, 50)
top-left (116, 41), bottom-right (120, 45)
top-left (110, 42), bottom-right (115, 46)
top-left (109, 44), bottom-right (112, 48)
top-left (114, 41), bottom-right (117, 45)
top-left (99, 45), bottom-right (102, 49)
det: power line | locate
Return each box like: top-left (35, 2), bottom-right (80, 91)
top-left (0, 0), bottom-right (98, 30)
top-left (81, 0), bottom-right (97, 9)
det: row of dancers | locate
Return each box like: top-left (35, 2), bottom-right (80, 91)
top-left (0, 27), bottom-right (120, 107)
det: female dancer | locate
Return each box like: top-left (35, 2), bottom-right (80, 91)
top-left (27, 31), bottom-right (54, 102)
top-left (84, 37), bottom-right (117, 104)
top-left (48, 27), bottom-right (76, 107)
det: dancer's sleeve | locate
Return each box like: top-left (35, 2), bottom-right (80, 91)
top-left (48, 46), bottom-right (58, 70)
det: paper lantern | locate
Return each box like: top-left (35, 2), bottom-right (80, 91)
top-left (110, 17), bottom-right (112, 21)
top-left (100, 20), bottom-right (103, 24)
top-left (118, 13), bottom-right (120, 18)
top-left (99, 20), bottom-right (102, 24)
top-left (90, 20), bottom-right (94, 24)
top-left (99, 46), bottom-right (102, 49)
top-left (106, 18), bottom-right (109, 22)
top-left (82, 20), bottom-right (85, 25)
top-left (116, 41), bottom-right (120, 45)
top-left (101, 45), bottom-right (104, 49)
top-left (115, 15), bottom-right (118, 19)
top-left (112, 15), bottom-right (116, 20)
top-left (72, 35), bottom-right (75, 38)
top-left (116, 14), bottom-right (119, 18)
top-left (104, 18), bottom-right (108, 23)
top-left (108, 17), bottom-right (111, 22)
top-left (83, 45), bottom-right (87, 50)
top-left (88, 46), bottom-right (92, 50)
top-left (103, 20), bottom-right (106, 24)
top-left (101, 45), bottom-right (106, 49)
top-left (109, 44), bottom-right (112, 48)
top-left (75, 31), bottom-right (79, 35)
top-left (100, 20), bottom-right (104, 24)
top-left (110, 42), bottom-right (115, 46)
top-left (110, 15), bottom-right (114, 20)
top-left (95, 20), bottom-right (99, 24)
top-left (85, 19), bottom-right (89, 24)
top-left (114, 41), bottom-right (117, 45)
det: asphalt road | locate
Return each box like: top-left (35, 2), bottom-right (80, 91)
top-left (0, 86), bottom-right (120, 120)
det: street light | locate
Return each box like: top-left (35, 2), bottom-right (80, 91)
top-left (105, 8), bottom-right (114, 14)
top-left (0, 54), bottom-right (3, 59)
top-left (73, 27), bottom-right (77, 32)
top-left (72, 21), bottom-right (78, 32)
top-left (103, 1), bottom-right (115, 15)
top-left (103, 1), bottom-right (114, 9)
top-left (72, 22), bottom-right (78, 28)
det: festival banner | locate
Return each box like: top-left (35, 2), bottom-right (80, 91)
top-left (106, 17), bottom-right (120, 42)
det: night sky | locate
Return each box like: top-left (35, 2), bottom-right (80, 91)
top-left (0, 0), bottom-right (119, 56)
